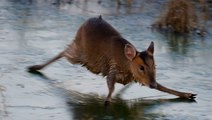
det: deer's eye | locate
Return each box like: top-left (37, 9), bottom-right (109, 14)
top-left (140, 66), bottom-right (145, 71)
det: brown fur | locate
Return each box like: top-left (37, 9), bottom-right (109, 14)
top-left (64, 17), bottom-right (134, 85)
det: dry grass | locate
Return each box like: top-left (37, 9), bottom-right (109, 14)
top-left (154, 0), bottom-right (197, 33)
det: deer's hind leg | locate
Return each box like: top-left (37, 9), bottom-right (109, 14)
top-left (28, 51), bottom-right (65, 71)
top-left (28, 41), bottom-right (79, 71)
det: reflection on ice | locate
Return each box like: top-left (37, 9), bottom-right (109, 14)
top-left (66, 89), bottom-right (196, 120)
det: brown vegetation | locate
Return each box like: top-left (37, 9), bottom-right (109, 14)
top-left (154, 0), bottom-right (197, 33)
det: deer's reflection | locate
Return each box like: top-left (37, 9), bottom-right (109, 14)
top-left (66, 87), bottom-right (195, 120)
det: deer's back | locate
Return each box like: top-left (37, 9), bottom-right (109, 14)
top-left (65, 17), bottom-right (134, 84)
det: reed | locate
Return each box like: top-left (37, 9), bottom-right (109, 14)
top-left (154, 0), bottom-right (197, 33)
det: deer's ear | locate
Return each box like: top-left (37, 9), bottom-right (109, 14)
top-left (147, 41), bottom-right (154, 55)
top-left (124, 44), bottom-right (137, 61)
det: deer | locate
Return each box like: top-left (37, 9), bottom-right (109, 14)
top-left (28, 16), bottom-right (196, 105)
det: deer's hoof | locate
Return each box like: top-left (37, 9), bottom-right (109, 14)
top-left (28, 65), bottom-right (43, 71)
top-left (185, 93), bottom-right (197, 99)
top-left (104, 101), bottom-right (111, 106)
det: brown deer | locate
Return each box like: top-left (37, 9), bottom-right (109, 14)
top-left (28, 16), bottom-right (196, 104)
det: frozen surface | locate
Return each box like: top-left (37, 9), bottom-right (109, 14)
top-left (0, 0), bottom-right (212, 120)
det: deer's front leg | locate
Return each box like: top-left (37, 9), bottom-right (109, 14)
top-left (156, 83), bottom-right (197, 99)
top-left (105, 74), bottom-right (116, 105)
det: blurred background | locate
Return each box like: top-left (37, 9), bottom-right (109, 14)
top-left (0, 0), bottom-right (211, 120)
